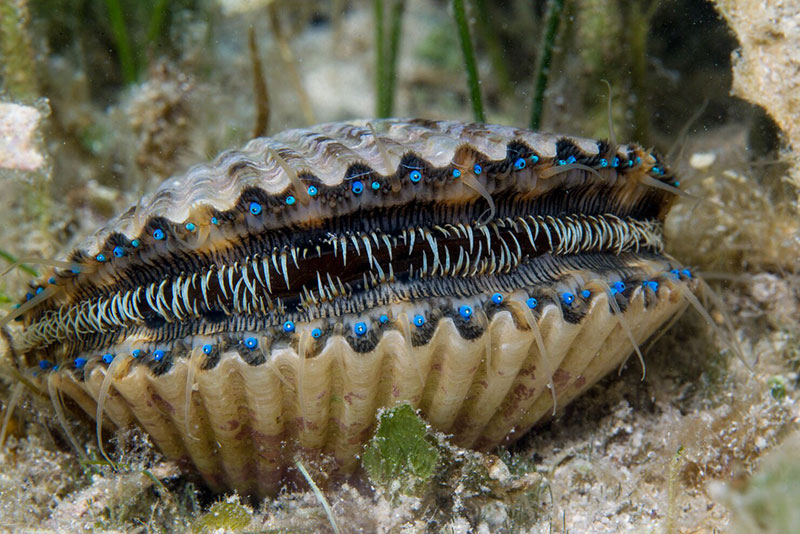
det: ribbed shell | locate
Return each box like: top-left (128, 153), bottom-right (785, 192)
top-left (77, 120), bottom-right (640, 257)
top-left (54, 272), bottom-right (691, 497)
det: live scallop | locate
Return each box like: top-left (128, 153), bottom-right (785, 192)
top-left (2, 119), bottom-right (698, 497)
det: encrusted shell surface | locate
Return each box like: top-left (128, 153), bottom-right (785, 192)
top-left (7, 119), bottom-right (692, 497)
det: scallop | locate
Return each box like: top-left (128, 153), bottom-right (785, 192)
top-left (2, 119), bottom-right (695, 497)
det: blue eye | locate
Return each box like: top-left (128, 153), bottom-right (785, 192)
top-left (74, 357), bottom-right (87, 369)
top-left (452, 168), bottom-right (461, 178)
top-left (39, 360), bottom-right (52, 370)
top-left (131, 349), bottom-right (142, 358)
top-left (250, 202), bottom-right (263, 214)
top-left (113, 246), bottom-right (125, 258)
top-left (643, 280), bottom-right (659, 292)
top-left (308, 185), bottom-right (318, 196)
top-left (371, 181), bottom-right (381, 190)
top-left (530, 155), bottom-right (539, 164)
top-left (561, 292), bottom-right (575, 305)
top-left (514, 157), bottom-right (526, 170)
top-left (153, 350), bottom-right (165, 362)
top-left (131, 239), bottom-right (140, 248)
top-left (202, 344), bottom-right (213, 355)
top-left (599, 158), bottom-right (608, 167)
top-left (244, 337), bottom-right (258, 349)
top-left (473, 164), bottom-right (482, 175)
top-left (354, 322), bottom-right (368, 336)
top-left (351, 181), bottom-right (364, 194)
top-left (491, 292), bottom-right (503, 305)
top-left (413, 314), bottom-right (426, 327)
top-left (612, 281), bottom-right (626, 293)
top-left (311, 328), bottom-right (322, 338)
top-left (285, 196), bottom-right (296, 205)
top-left (581, 289), bottom-right (591, 299)
top-left (283, 321), bottom-right (295, 333)
top-left (96, 254), bottom-right (106, 262)
top-left (526, 297), bottom-right (538, 309)
top-left (153, 229), bottom-right (165, 241)
top-left (185, 222), bottom-right (196, 232)
top-left (566, 155), bottom-right (577, 164)
top-left (612, 157), bottom-right (620, 168)
top-left (379, 314), bottom-right (389, 324)
top-left (409, 170), bottom-right (422, 183)
top-left (102, 353), bottom-right (114, 364)
top-left (48, 277), bottom-right (56, 284)
top-left (681, 269), bottom-right (692, 278)
top-left (458, 305), bottom-right (473, 319)
top-left (211, 217), bottom-right (219, 225)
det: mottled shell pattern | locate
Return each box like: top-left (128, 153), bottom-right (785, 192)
top-left (4, 119), bottom-right (695, 497)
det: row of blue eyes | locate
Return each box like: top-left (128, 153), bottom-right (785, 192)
top-left (46, 272), bottom-right (689, 370)
top-left (89, 154), bottom-right (663, 263)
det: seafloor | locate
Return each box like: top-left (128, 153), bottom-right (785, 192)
top-left (0, 0), bottom-right (798, 532)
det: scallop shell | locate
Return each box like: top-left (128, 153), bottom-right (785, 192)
top-left (6, 119), bottom-right (694, 497)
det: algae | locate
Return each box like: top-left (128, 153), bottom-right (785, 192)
top-left (192, 498), bottom-right (253, 534)
top-left (362, 403), bottom-right (439, 493)
top-left (0, 0), bottom-right (38, 101)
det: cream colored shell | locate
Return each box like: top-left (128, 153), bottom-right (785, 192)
top-left (55, 274), bottom-right (690, 497)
